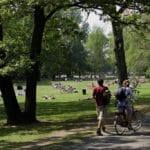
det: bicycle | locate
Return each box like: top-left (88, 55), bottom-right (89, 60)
top-left (114, 101), bottom-right (143, 135)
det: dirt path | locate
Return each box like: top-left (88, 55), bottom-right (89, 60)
top-left (15, 113), bottom-right (150, 150)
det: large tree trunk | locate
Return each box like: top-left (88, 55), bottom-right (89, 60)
top-left (0, 16), bottom-right (22, 125)
top-left (0, 76), bottom-right (22, 124)
top-left (112, 20), bottom-right (128, 86)
top-left (24, 5), bottom-right (45, 122)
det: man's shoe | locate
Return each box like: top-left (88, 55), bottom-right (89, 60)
top-left (102, 126), bottom-right (106, 132)
top-left (128, 124), bottom-right (133, 130)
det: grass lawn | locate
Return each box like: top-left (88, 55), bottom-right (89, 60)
top-left (0, 80), bottom-right (150, 149)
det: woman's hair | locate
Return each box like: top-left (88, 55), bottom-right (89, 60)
top-left (123, 79), bottom-right (130, 87)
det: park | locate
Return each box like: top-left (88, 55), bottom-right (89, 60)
top-left (0, 1), bottom-right (150, 150)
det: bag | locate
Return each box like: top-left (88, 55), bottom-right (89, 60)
top-left (102, 89), bottom-right (111, 105)
top-left (115, 87), bottom-right (126, 101)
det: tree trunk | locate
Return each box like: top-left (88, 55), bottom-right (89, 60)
top-left (112, 20), bottom-right (128, 86)
top-left (24, 5), bottom-right (45, 122)
top-left (0, 76), bottom-right (22, 124)
top-left (0, 16), bottom-right (22, 125)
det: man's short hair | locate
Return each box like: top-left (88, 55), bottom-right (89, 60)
top-left (98, 79), bottom-right (103, 86)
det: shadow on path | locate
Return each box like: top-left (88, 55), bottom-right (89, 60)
top-left (14, 113), bottom-right (150, 150)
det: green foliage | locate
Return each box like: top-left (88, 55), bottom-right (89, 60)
top-left (0, 0), bottom-right (149, 78)
top-left (0, 15), bottom-right (32, 76)
top-left (85, 27), bottom-right (113, 74)
top-left (107, 13), bottom-right (150, 77)
top-left (41, 8), bottom-right (89, 78)
top-left (106, 33), bottom-right (116, 71)
top-left (124, 24), bottom-right (150, 76)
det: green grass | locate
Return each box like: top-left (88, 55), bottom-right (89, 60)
top-left (0, 80), bottom-right (150, 149)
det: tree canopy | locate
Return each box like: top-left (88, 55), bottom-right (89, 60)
top-left (85, 27), bottom-right (113, 76)
top-left (0, 0), bottom-right (149, 124)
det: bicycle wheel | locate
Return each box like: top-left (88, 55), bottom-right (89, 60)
top-left (131, 110), bottom-right (143, 131)
top-left (114, 118), bottom-right (126, 135)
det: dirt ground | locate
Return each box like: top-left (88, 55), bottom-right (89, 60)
top-left (15, 112), bottom-right (150, 150)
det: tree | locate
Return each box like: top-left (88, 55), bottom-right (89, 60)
top-left (0, 0), bottom-right (149, 124)
top-left (0, 2), bottom-right (34, 124)
top-left (85, 27), bottom-right (111, 77)
top-left (108, 2), bottom-right (149, 85)
top-left (0, 0), bottom-right (88, 124)
top-left (65, 39), bottom-right (88, 78)
top-left (0, 15), bottom-right (23, 124)
top-left (41, 8), bottom-right (89, 80)
top-left (124, 17), bottom-right (150, 77)
top-left (24, 2), bottom-right (91, 122)
top-left (80, 1), bottom-right (150, 85)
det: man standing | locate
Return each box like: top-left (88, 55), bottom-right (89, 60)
top-left (92, 79), bottom-right (109, 136)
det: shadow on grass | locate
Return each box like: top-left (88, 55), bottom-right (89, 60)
top-left (0, 100), bottom-right (96, 137)
top-left (36, 100), bottom-right (95, 116)
top-left (0, 113), bottom-right (96, 150)
top-left (0, 96), bottom-right (149, 150)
